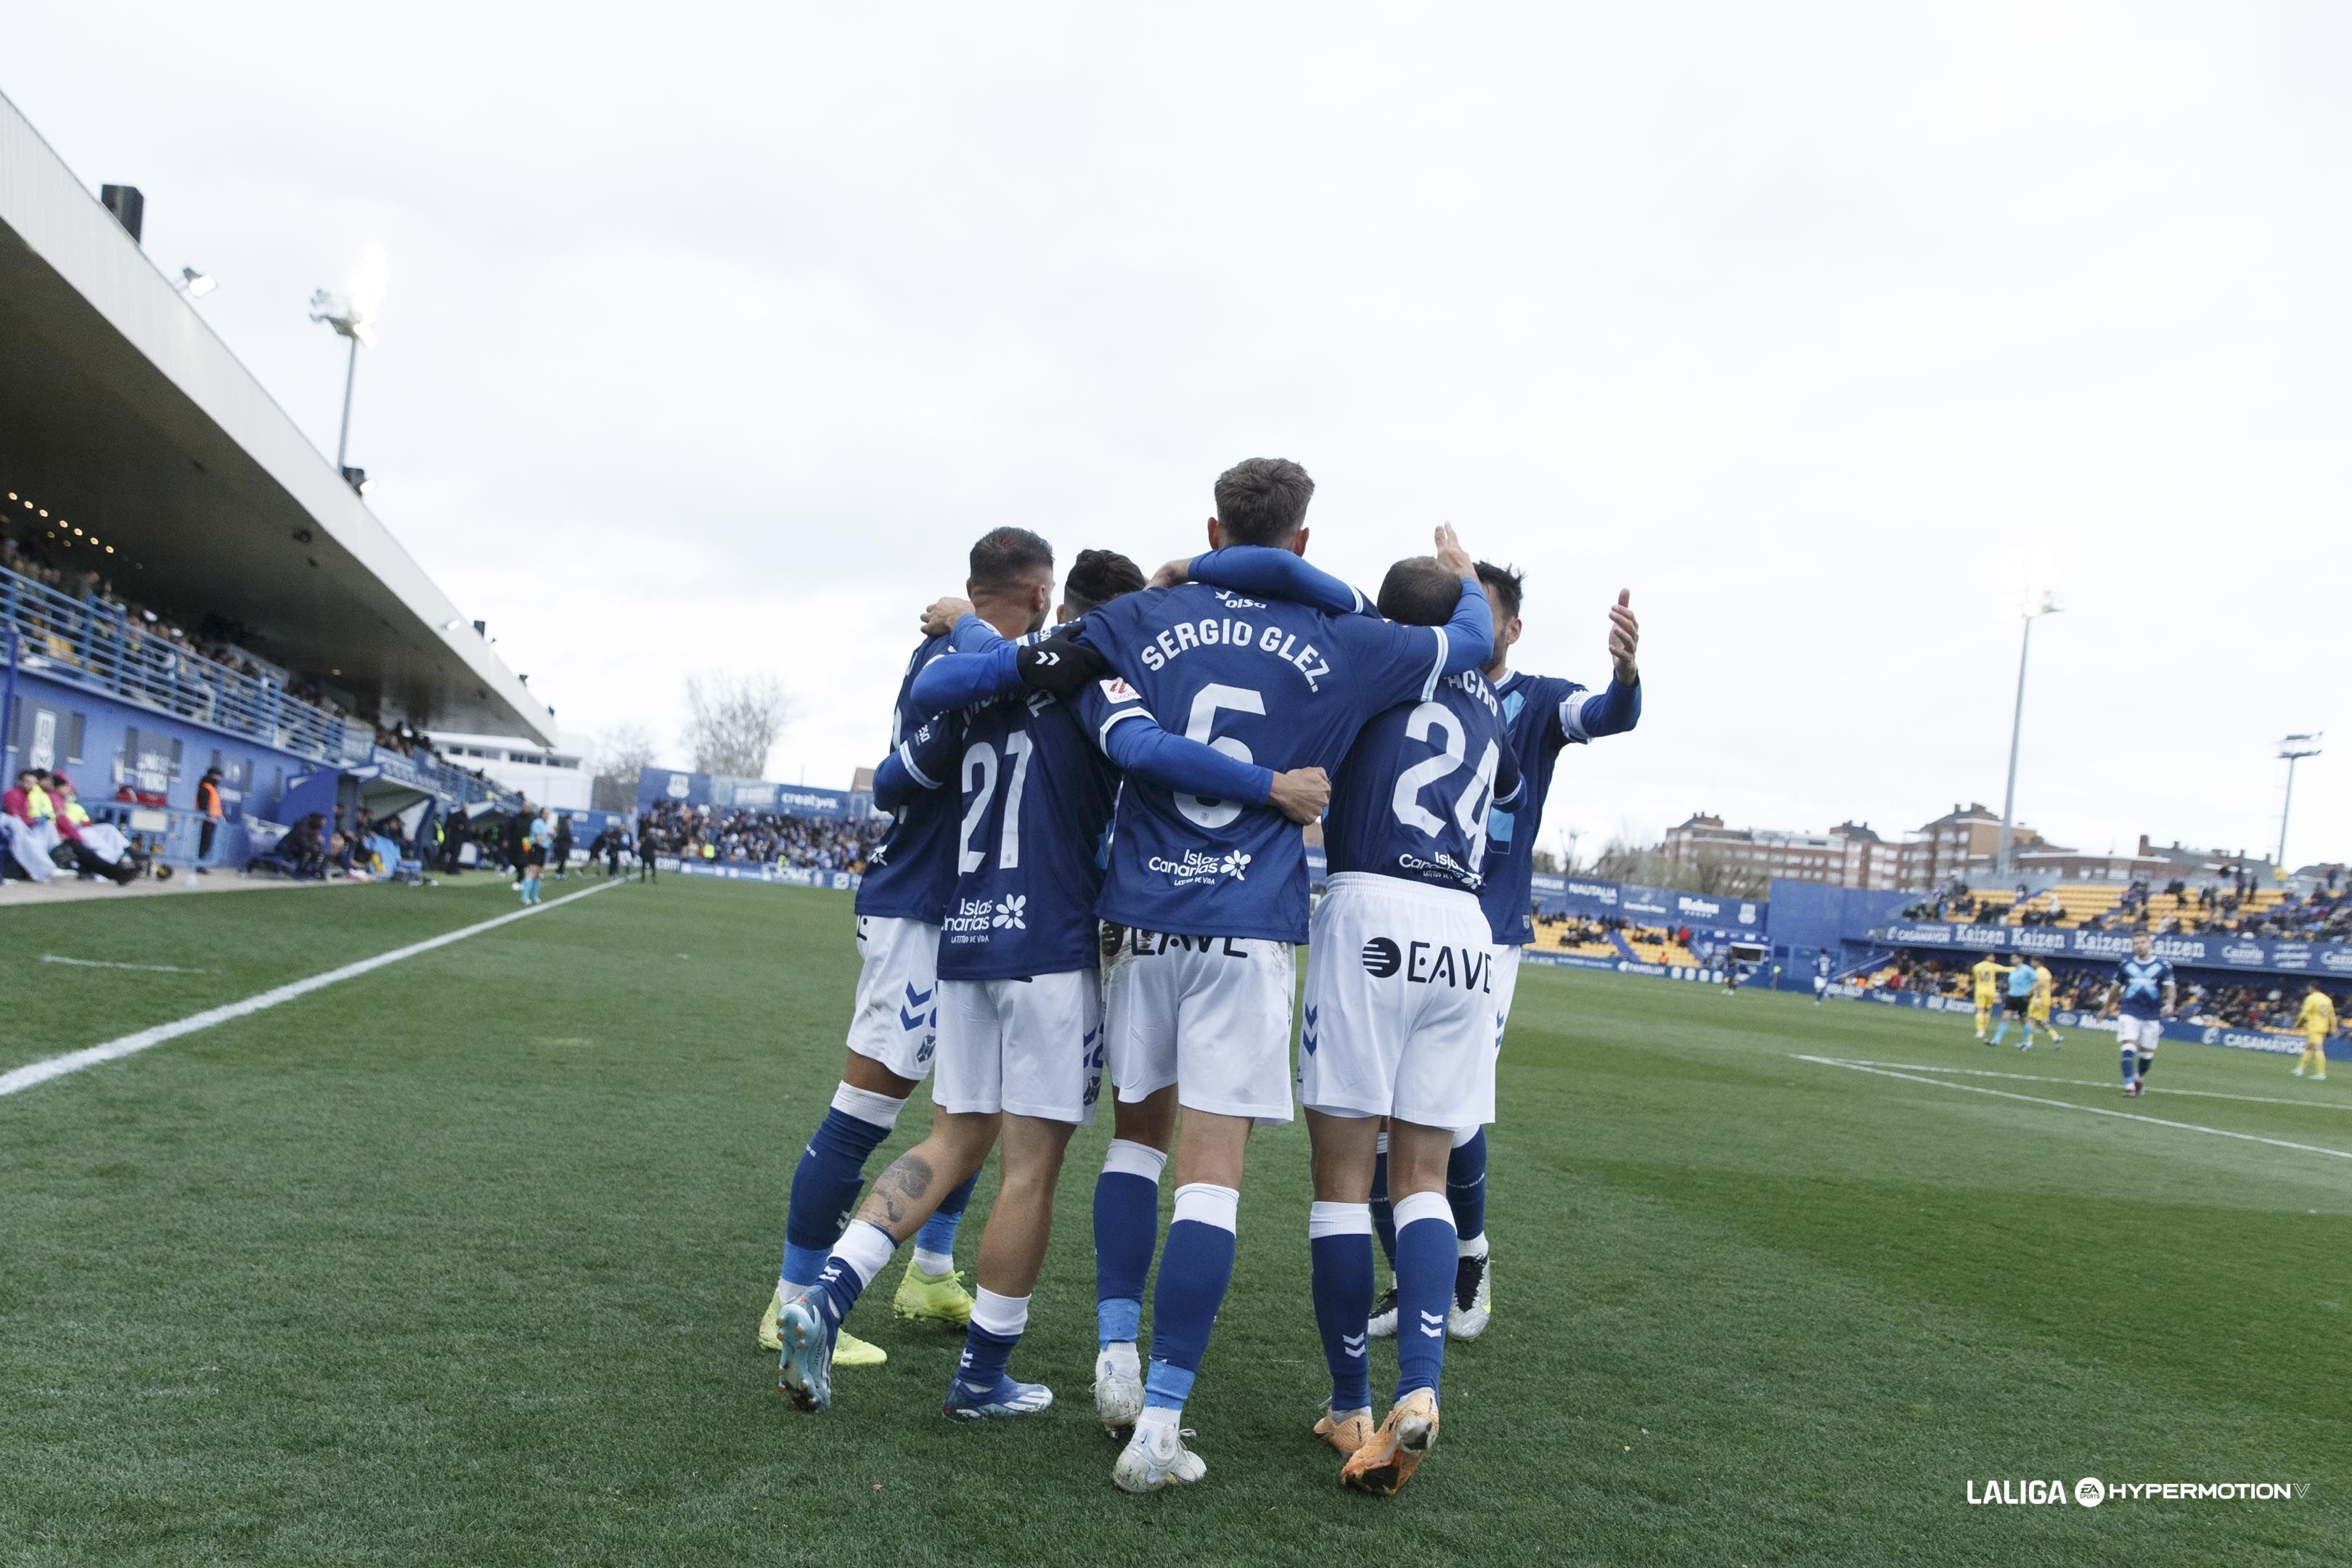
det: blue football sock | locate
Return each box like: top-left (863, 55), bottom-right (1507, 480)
top-left (780, 1087), bottom-right (902, 1291)
top-left (809, 1220), bottom-right (897, 1339)
top-left (2136, 1053), bottom-right (2155, 1083)
top-left (1992, 1021), bottom-right (2007, 1045)
top-left (1094, 1139), bottom-right (1166, 1347)
top-left (2120, 1047), bottom-right (2137, 1086)
top-left (1370, 1144), bottom-right (1397, 1270)
top-left (913, 1171), bottom-right (980, 1265)
top-left (1445, 1130), bottom-right (1487, 1242)
top-left (1143, 1183), bottom-right (1238, 1412)
top-left (1392, 1191), bottom-right (1457, 1401)
top-left (1308, 1203), bottom-right (1373, 1412)
top-left (954, 1288), bottom-right (1029, 1397)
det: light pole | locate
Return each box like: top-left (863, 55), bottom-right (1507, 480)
top-left (2276, 733), bottom-right (2322, 873)
top-left (307, 245), bottom-right (388, 484)
top-left (1996, 589), bottom-right (2062, 880)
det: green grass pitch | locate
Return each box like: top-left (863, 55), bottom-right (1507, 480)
top-left (3, 873), bottom-right (2345, 1565)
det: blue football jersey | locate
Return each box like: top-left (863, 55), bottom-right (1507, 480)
top-left (2115, 955), bottom-right (2174, 1019)
top-left (1479, 670), bottom-right (1612, 945)
top-left (1324, 669), bottom-right (1522, 895)
top-left (936, 683), bottom-right (1124, 981)
top-left (854, 634), bottom-right (960, 923)
top-left (1075, 583), bottom-right (1469, 942)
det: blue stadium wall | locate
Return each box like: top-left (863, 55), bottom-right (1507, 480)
top-left (5, 665), bottom-right (327, 865)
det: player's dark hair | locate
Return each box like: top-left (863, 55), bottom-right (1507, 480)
top-left (1376, 555), bottom-right (1461, 627)
top-left (967, 526), bottom-right (1055, 595)
top-left (1063, 548), bottom-right (1146, 617)
top-left (1475, 560), bottom-right (1524, 619)
top-left (1213, 457), bottom-right (1315, 546)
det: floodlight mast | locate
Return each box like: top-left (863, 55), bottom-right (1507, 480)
top-left (1994, 589), bottom-right (2062, 880)
top-left (309, 248), bottom-right (388, 483)
top-left (2276, 733), bottom-right (2322, 872)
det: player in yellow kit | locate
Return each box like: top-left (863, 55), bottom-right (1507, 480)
top-left (1971, 954), bottom-right (2003, 1041)
top-left (2026, 960), bottom-right (2063, 1048)
top-left (2292, 979), bottom-right (2334, 1080)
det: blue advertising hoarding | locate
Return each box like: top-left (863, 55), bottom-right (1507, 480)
top-left (1869, 921), bottom-right (2352, 979)
top-left (635, 766), bottom-right (874, 822)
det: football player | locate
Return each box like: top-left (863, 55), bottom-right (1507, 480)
top-left (2105, 934), bottom-right (2176, 1096)
top-left (1035, 460), bottom-right (1494, 1492)
top-left (775, 542), bottom-right (1331, 1418)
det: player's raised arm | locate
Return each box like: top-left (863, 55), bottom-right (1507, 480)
top-left (1432, 526), bottom-right (1496, 675)
top-left (1180, 545), bottom-right (1370, 616)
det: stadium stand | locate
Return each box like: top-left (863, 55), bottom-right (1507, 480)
top-left (0, 96), bottom-right (556, 886)
top-left (1895, 876), bottom-right (2314, 936)
top-left (636, 800), bottom-right (887, 872)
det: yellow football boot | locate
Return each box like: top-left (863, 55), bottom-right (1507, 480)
top-left (760, 1286), bottom-right (886, 1365)
top-left (891, 1263), bottom-right (974, 1327)
top-left (1340, 1389), bottom-right (1440, 1495)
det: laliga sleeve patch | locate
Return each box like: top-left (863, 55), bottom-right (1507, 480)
top-left (1099, 677), bottom-right (1142, 704)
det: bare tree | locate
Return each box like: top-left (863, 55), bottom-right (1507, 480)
top-left (1686, 852), bottom-right (1771, 899)
top-left (589, 723), bottom-right (659, 812)
top-left (683, 671), bottom-right (791, 780)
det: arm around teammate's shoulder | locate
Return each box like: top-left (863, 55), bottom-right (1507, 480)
top-left (907, 616), bottom-right (1022, 712)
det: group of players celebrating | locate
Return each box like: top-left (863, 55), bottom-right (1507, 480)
top-left (756, 457), bottom-right (1640, 1495)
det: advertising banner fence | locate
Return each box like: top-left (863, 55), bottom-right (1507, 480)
top-left (1869, 923), bottom-right (2352, 979)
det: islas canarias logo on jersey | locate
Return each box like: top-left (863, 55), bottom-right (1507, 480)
top-left (1148, 849), bottom-right (1251, 886)
top-left (943, 893), bottom-right (1024, 939)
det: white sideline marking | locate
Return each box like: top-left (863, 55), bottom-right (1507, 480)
top-left (42, 955), bottom-right (210, 974)
top-left (1, 880), bottom-right (624, 1100)
top-left (1793, 1055), bottom-right (2352, 1163)
top-left (1831, 1058), bottom-right (2351, 1113)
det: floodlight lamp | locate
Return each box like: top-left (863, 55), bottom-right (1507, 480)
top-left (178, 266), bottom-right (217, 298)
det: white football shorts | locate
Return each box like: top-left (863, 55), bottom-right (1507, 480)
top-left (932, 968), bottom-right (1104, 1124)
top-left (2115, 1015), bottom-right (2163, 1051)
top-left (1102, 923), bottom-right (1297, 1122)
top-left (1490, 942), bottom-right (1524, 1040)
top-left (843, 915), bottom-right (941, 1080)
top-left (1299, 873), bottom-right (1498, 1130)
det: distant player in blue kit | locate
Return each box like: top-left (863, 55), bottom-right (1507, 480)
top-left (1014, 458), bottom-right (1494, 1493)
top-left (1291, 555), bottom-right (1523, 1494)
top-left (775, 542), bottom-right (1332, 1421)
top-left (2106, 932), bottom-right (2176, 1097)
top-left (1813, 951), bottom-right (1834, 1005)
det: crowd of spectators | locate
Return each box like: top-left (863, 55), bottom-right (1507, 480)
top-left (1857, 953), bottom-right (2345, 1032)
top-left (634, 800), bottom-right (888, 871)
top-left (3, 520), bottom-right (487, 785)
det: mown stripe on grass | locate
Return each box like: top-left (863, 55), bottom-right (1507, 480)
top-left (1830, 1057), bottom-right (2352, 1112)
top-left (1, 879), bottom-right (625, 1101)
top-left (1794, 1055), bottom-right (2352, 1162)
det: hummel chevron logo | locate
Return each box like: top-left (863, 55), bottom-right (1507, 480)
top-left (1418, 1310), bottom-right (1445, 1339)
top-left (1301, 1004), bottom-right (1318, 1055)
top-left (1032, 650), bottom-right (1062, 667)
top-left (902, 981), bottom-right (937, 1032)
top-left (1342, 1332), bottom-right (1367, 1359)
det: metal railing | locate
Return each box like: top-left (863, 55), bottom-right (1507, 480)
top-left (1, 563), bottom-right (496, 804)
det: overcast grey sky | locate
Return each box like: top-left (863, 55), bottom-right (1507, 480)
top-left (6, 3), bottom-right (2345, 867)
